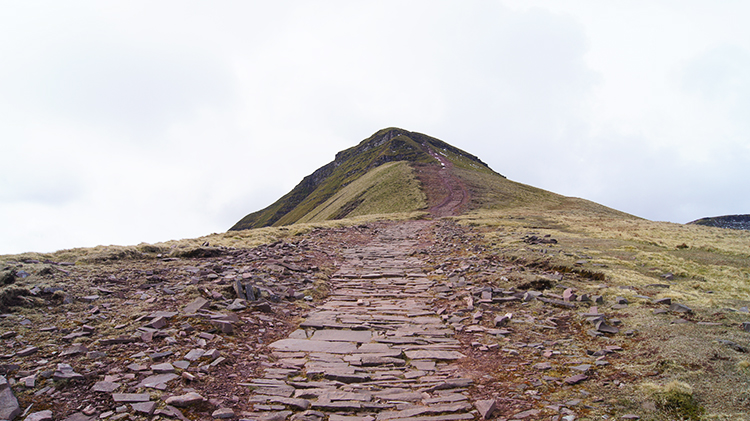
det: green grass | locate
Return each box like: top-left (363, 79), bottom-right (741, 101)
top-left (297, 161), bottom-right (427, 223)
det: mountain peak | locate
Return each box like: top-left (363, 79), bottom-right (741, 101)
top-left (229, 129), bottom-right (496, 231)
top-left (229, 128), bottom-right (626, 232)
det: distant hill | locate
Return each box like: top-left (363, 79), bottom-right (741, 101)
top-left (229, 128), bottom-right (630, 231)
top-left (688, 214), bottom-right (750, 231)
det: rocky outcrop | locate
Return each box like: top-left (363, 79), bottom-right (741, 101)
top-left (688, 214), bottom-right (750, 231)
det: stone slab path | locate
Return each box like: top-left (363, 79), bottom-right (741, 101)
top-left (245, 221), bottom-right (478, 421)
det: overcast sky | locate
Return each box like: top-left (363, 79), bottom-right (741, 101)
top-left (1, 1), bottom-right (749, 254)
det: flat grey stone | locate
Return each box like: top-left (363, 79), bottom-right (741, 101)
top-left (423, 394), bottom-right (468, 405)
top-left (269, 339), bottom-right (357, 354)
top-left (403, 350), bottom-right (465, 360)
top-left (184, 348), bottom-right (205, 361)
top-left (533, 362), bottom-right (552, 370)
top-left (267, 397), bottom-right (311, 410)
top-left (311, 401), bottom-right (362, 411)
top-left (323, 371), bottom-right (371, 383)
top-left (424, 378), bottom-right (473, 391)
top-left (372, 391), bottom-right (423, 402)
top-left (24, 410), bottom-right (53, 421)
top-left (258, 411), bottom-right (293, 421)
top-left (151, 362), bottom-right (175, 373)
top-left (53, 363), bottom-right (83, 380)
top-left (212, 407), bottom-right (234, 419)
top-left (17, 346), bottom-right (38, 357)
top-left (359, 355), bottom-right (405, 366)
top-left (173, 360), bottom-right (190, 369)
top-left (60, 344), bottom-right (88, 357)
top-left (184, 297), bottom-right (210, 314)
top-left (138, 373), bottom-right (179, 389)
top-left (670, 303), bottom-right (693, 313)
top-left (253, 385), bottom-right (296, 397)
top-left (310, 330), bottom-right (372, 343)
top-left (91, 381), bottom-right (121, 393)
top-left (513, 409), bottom-right (541, 419)
top-left (165, 391), bottom-right (205, 407)
top-left (291, 410), bottom-right (326, 421)
top-left (564, 374), bottom-right (589, 385)
top-left (131, 401), bottom-right (157, 416)
top-left (571, 364), bottom-right (592, 372)
top-left (146, 316), bottom-right (168, 329)
top-left (112, 393), bottom-right (150, 402)
top-left (376, 403), bottom-right (472, 420)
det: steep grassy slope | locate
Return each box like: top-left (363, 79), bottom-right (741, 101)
top-left (230, 128), bottom-right (493, 230)
top-left (296, 161), bottom-right (427, 223)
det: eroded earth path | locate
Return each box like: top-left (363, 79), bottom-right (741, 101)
top-left (245, 221), bottom-right (479, 421)
top-left (421, 144), bottom-right (470, 218)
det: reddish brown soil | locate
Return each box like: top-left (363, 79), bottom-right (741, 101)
top-left (414, 145), bottom-right (471, 217)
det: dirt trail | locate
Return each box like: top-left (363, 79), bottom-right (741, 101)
top-left (422, 145), bottom-right (470, 218)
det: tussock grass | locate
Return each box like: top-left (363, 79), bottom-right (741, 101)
top-left (640, 381), bottom-right (704, 420)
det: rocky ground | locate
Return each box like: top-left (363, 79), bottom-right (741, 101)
top-left (2, 219), bottom-right (749, 421)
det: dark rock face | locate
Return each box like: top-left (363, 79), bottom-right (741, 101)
top-left (688, 214), bottom-right (750, 231)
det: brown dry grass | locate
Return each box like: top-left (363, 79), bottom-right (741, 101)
top-left (0, 211), bottom-right (428, 265)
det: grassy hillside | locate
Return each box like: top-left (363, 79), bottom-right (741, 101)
top-left (296, 161), bottom-right (427, 223)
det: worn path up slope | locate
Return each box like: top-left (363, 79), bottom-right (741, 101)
top-left (245, 221), bottom-right (478, 421)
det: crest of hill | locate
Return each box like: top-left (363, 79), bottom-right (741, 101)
top-left (229, 128), bottom-right (495, 230)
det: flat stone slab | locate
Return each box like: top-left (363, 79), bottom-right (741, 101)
top-left (270, 339), bottom-right (358, 354)
top-left (377, 403), bottom-right (472, 420)
top-left (183, 297), bottom-right (210, 313)
top-left (403, 350), bottom-right (466, 360)
top-left (91, 381), bottom-right (121, 393)
top-left (310, 329), bottom-right (372, 343)
top-left (112, 393), bottom-right (150, 403)
top-left (138, 373), bottom-right (179, 389)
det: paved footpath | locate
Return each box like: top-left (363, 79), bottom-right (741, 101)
top-left (244, 221), bottom-right (479, 421)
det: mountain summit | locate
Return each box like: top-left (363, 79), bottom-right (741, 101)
top-left (230, 128), bottom-right (623, 231)
top-left (230, 128), bottom-right (495, 230)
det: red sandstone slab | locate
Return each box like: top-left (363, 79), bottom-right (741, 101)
top-left (269, 339), bottom-right (357, 354)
